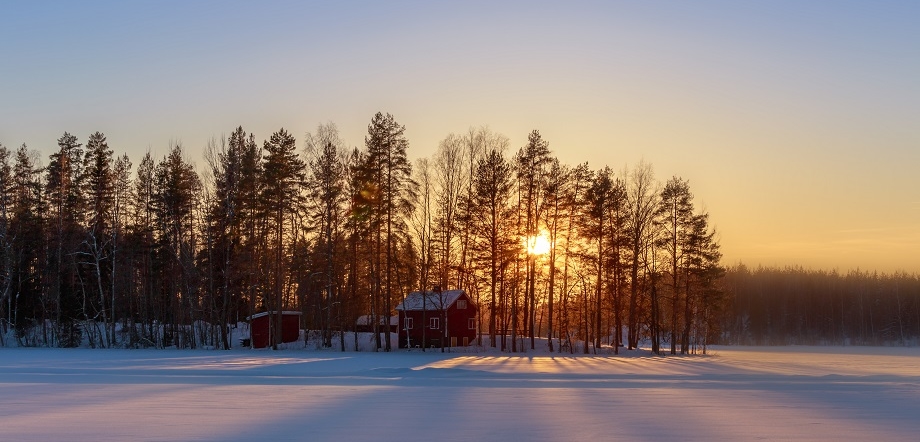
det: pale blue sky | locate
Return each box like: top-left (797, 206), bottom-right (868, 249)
top-left (2, 1), bottom-right (919, 272)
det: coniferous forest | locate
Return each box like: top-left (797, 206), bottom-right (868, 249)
top-left (1, 114), bottom-right (917, 351)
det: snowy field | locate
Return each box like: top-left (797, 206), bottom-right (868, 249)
top-left (1, 346), bottom-right (919, 441)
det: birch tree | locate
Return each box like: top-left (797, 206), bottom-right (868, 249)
top-left (625, 161), bottom-right (659, 350)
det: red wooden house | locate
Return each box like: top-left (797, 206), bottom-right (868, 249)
top-left (395, 289), bottom-right (478, 349)
top-left (248, 311), bottom-right (302, 348)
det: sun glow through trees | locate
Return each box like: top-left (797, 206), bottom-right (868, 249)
top-left (525, 231), bottom-right (551, 256)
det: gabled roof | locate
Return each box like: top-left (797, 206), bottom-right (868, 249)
top-left (395, 289), bottom-right (468, 311)
top-left (247, 310), bottom-right (302, 320)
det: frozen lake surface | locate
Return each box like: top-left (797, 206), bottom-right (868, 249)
top-left (1, 345), bottom-right (919, 441)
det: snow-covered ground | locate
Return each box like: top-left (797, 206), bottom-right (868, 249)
top-left (1, 346), bottom-right (918, 441)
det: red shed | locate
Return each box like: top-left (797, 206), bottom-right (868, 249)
top-left (248, 311), bottom-right (302, 348)
top-left (396, 289), bottom-right (478, 349)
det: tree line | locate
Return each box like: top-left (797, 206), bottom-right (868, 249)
top-left (721, 266), bottom-right (920, 346)
top-left (0, 112), bottom-right (725, 353)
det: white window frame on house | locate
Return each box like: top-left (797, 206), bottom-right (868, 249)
top-left (457, 299), bottom-right (467, 309)
top-left (405, 317), bottom-right (413, 330)
top-left (430, 317), bottom-right (440, 329)
top-left (468, 318), bottom-right (476, 330)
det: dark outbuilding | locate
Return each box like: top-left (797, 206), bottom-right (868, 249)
top-left (248, 311), bottom-right (302, 348)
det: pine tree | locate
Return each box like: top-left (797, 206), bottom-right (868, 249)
top-left (132, 152), bottom-right (157, 344)
top-left (46, 132), bottom-right (85, 346)
top-left (80, 131), bottom-right (115, 347)
top-left (110, 153), bottom-right (131, 346)
top-left (238, 132), bottom-right (262, 334)
top-left (540, 159), bottom-right (568, 352)
top-left (581, 167), bottom-right (615, 353)
top-left (305, 123), bottom-right (348, 349)
top-left (557, 163), bottom-right (592, 353)
top-left (204, 128), bottom-right (246, 349)
top-left (682, 210), bottom-right (722, 353)
top-left (656, 176), bottom-right (694, 354)
top-left (84, 132), bottom-right (114, 234)
top-left (0, 144), bottom-right (12, 345)
top-left (11, 145), bottom-right (46, 343)
top-left (468, 148), bottom-right (515, 348)
top-left (515, 130), bottom-right (552, 350)
top-left (362, 112), bottom-right (414, 351)
top-left (260, 128), bottom-right (305, 350)
top-left (153, 144), bottom-right (201, 348)
top-left (345, 146), bottom-right (373, 350)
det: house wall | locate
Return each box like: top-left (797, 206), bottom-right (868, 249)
top-left (447, 308), bottom-right (477, 347)
top-left (398, 297), bottom-right (477, 348)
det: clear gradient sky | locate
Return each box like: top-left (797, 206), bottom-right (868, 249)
top-left (2, 1), bottom-right (918, 273)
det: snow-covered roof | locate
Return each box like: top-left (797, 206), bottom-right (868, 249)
top-left (395, 289), bottom-right (468, 311)
top-left (247, 310), bottom-right (302, 320)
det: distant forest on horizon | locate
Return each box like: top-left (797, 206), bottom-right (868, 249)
top-left (1, 112), bottom-right (918, 350)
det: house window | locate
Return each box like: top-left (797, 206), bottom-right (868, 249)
top-left (468, 318), bottom-right (476, 330)
top-left (405, 317), bottom-right (413, 330)
top-left (457, 299), bottom-right (467, 309)
top-left (430, 317), bottom-right (440, 329)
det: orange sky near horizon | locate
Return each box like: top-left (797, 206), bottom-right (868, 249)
top-left (1, 1), bottom-right (918, 273)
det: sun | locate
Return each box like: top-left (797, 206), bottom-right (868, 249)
top-left (524, 231), bottom-right (551, 255)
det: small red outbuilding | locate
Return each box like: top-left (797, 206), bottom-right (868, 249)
top-left (248, 311), bottom-right (302, 348)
